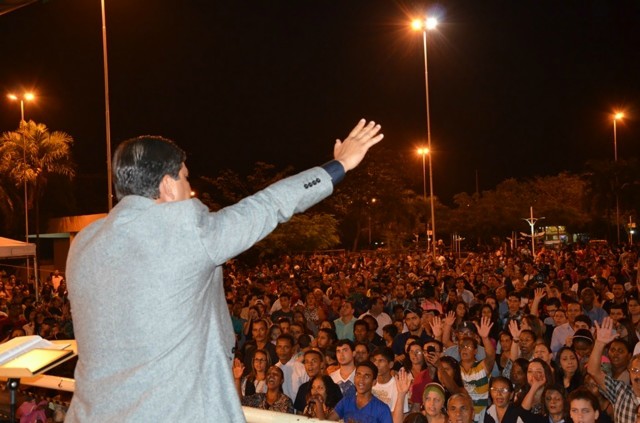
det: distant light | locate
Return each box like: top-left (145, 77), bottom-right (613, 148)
top-left (614, 112), bottom-right (624, 120)
top-left (426, 17), bottom-right (438, 30)
top-left (190, 191), bottom-right (196, 197)
top-left (411, 17), bottom-right (438, 31)
top-left (24, 93), bottom-right (35, 101)
top-left (417, 147), bottom-right (429, 155)
top-left (7, 94), bottom-right (18, 101)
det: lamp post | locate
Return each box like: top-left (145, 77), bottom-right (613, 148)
top-left (7, 92), bottom-right (35, 244)
top-left (613, 112), bottom-right (624, 244)
top-left (412, 17), bottom-right (438, 259)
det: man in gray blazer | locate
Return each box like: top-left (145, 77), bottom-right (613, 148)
top-left (65, 119), bottom-right (383, 422)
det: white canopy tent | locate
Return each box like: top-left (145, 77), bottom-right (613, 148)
top-left (0, 237), bottom-right (40, 300)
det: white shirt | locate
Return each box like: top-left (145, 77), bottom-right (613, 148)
top-left (276, 356), bottom-right (308, 401)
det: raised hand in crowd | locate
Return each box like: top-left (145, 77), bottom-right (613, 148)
top-left (430, 316), bottom-right (444, 340)
top-left (594, 316), bottom-right (618, 345)
top-left (475, 316), bottom-right (494, 339)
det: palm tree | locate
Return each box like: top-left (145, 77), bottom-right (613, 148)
top-left (0, 120), bottom-right (76, 243)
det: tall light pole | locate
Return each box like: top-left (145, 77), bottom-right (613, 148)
top-left (613, 112), bottom-right (624, 244)
top-left (412, 17), bottom-right (438, 259)
top-left (7, 92), bottom-right (35, 244)
top-left (101, 0), bottom-right (114, 210)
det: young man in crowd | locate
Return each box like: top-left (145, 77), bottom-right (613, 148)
top-left (293, 349), bottom-right (327, 413)
top-left (324, 361), bottom-right (393, 423)
top-left (371, 347), bottom-right (408, 414)
top-left (275, 333), bottom-right (308, 401)
top-left (334, 300), bottom-right (357, 342)
top-left (330, 339), bottom-right (357, 398)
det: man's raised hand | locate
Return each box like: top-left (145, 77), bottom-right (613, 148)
top-left (334, 119), bottom-right (384, 172)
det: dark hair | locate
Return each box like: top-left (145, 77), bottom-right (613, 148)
top-left (276, 333), bottom-right (295, 347)
top-left (403, 412), bottom-right (428, 423)
top-left (542, 385), bottom-right (566, 416)
top-left (489, 376), bottom-right (513, 391)
top-left (318, 328), bottom-right (338, 343)
top-left (555, 347), bottom-right (583, 390)
top-left (361, 314), bottom-right (379, 331)
top-left (303, 349), bottom-right (324, 361)
top-left (382, 324), bottom-right (398, 338)
top-left (113, 136), bottom-right (186, 200)
top-left (567, 388), bottom-right (600, 413)
top-left (335, 339), bottom-right (355, 351)
top-left (353, 319), bottom-right (368, 331)
top-left (371, 346), bottom-right (394, 362)
top-left (247, 349), bottom-right (271, 384)
top-left (527, 358), bottom-right (556, 389)
top-left (307, 375), bottom-right (343, 408)
top-left (435, 356), bottom-right (464, 390)
top-left (298, 334), bottom-right (312, 349)
top-left (356, 360), bottom-right (378, 379)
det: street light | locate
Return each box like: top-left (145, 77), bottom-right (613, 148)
top-left (7, 92), bottom-right (35, 245)
top-left (412, 17), bottom-right (438, 259)
top-left (613, 111), bottom-right (624, 244)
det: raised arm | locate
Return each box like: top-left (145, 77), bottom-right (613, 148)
top-left (530, 288), bottom-right (546, 317)
top-left (508, 320), bottom-right (522, 361)
top-left (476, 316), bottom-right (496, 373)
top-left (442, 311), bottom-right (456, 348)
top-left (392, 368), bottom-right (411, 423)
top-left (588, 317), bottom-right (618, 388)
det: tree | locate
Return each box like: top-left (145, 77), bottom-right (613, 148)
top-left (0, 120), bottom-right (75, 243)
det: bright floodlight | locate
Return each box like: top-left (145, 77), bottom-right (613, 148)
top-left (24, 92), bottom-right (35, 101)
top-left (7, 94), bottom-right (18, 101)
top-left (614, 112), bottom-right (624, 120)
top-left (411, 19), bottom-right (423, 31)
top-left (426, 17), bottom-right (438, 30)
top-left (417, 147), bottom-right (429, 155)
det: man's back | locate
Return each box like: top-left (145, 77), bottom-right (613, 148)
top-left (66, 196), bottom-right (242, 421)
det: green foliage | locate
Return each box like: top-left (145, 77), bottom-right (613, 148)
top-left (0, 120), bottom-right (75, 237)
top-left (255, 213), bottom-right (340, 256)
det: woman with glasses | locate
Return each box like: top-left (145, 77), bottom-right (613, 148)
top-left (232, 349), bottom-right (269, 397)
top-left (404, 340), bottom-right (428, 380)
top-left (485, 376), bottom-right (538, 423)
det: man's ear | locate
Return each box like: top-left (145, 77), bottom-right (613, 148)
top-left (157, 174), bottom-right (176, 203)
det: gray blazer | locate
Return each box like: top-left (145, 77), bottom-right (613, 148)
top-left (66, 166), bottom-right (334, 422)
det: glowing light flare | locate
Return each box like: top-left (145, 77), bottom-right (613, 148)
top-left (7, 92), bottom-right (35, 102)
top-left (614, 112), bottom-right (624, 120)
top-left (411, 17), bottom-right (438, 31)
top-left (417, 147), bottom-right (430, 155)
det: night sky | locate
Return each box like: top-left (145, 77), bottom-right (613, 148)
top-left (1, 0), bottom-right (639, 212)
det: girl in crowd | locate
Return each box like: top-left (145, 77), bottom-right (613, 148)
top-left (496, 331), bottom-right (513, 371)
top-left (542, 386), bottom-right (566, 423)
top-left (510, 358), bottom-right (531, 406)
top-left (240, 365), bottom-right (294, 413)
top-left (555, 347), bottom-right (583, 394)
top-left (232, 349), bottom-right (269, 396)
top-left (521, 314), bottom-right (546, 341)
top-left (433, 356), bottom-right (465, 398)
top-left (520, 358), bottom-right (555, 415)
top-left (302, 375), bottom-right (342, 419)
top-left (485, 376), bottom-right (537, 423)
top-left (480, 304), bottom-right (502, 341)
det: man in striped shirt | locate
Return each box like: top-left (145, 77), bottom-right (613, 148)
top-left (458, 316), bottom-right (495, 423)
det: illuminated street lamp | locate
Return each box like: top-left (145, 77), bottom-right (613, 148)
top-left (7, 92), bottom-right (35, 245)
top-left (613, 112), bottom-right (624, 244)
top-left (412, 16), bottom-right (439, 259)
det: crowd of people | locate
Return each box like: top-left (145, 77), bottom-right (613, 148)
top-left (1, 240), bottom-right (639, 422)
top-left (225, 241), bottom-right (640, 423)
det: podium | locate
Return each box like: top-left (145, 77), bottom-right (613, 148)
top-left (0, 338), bottom-right (75, 423)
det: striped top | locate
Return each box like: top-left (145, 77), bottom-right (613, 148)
top-left (461, 360), bottom-right (489, 423)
